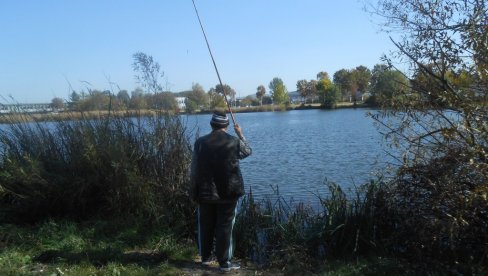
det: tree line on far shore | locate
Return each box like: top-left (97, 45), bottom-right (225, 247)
top-left (49, 50), bottom-right (479, 114)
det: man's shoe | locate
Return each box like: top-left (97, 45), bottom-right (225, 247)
top-left (219, 261), bottom-right (240, 272)
top-left (201, 259), bottom-right (212, 266)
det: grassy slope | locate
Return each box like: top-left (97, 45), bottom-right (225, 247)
top-left (0, 220), bottom-right (430, 276)
top-left (0, 220), bottom-right (193, 275)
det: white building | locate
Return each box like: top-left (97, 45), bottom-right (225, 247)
top-left (175, 97), bottom-right (186, 109)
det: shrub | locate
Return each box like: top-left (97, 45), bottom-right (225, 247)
top-left (378, 149), bottom-right (488, 265)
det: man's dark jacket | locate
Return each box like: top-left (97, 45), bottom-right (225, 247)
top-left (190, 130), bottom-right (251, 203)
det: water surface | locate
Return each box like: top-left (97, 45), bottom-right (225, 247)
top-left (185, 108), bottom-right (393, 203)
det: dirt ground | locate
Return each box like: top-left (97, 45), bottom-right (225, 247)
top-left (178, 257), bottom-right (284, 276)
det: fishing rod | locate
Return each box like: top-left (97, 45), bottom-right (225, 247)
top-left (191, 0), bottom-right (236, 126)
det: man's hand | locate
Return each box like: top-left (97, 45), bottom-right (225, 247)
top-left (234, 124), bottom-right (244, 139)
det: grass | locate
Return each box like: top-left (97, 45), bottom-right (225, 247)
top-left (0, 219), bottom-right (422, 276)
top-left (0, 218), bottom-right (435, 276)
top-left (2, 195), bottom-right (486, 275)
top-left (0, 219), bottom-right (195, 275)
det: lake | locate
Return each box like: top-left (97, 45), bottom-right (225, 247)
top-left (185, 108), bottom-right (394, 204)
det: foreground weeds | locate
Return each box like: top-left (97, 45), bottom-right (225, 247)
top-left (234, 181), bottom-right (387, 274)
top-left (234, 181), bottom-right (488, 275)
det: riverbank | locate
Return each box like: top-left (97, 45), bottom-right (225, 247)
top-left (0, 101), bottom-right (368, 124)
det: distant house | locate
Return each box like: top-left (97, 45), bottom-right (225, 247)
top-left (175, 97), bottom-right (186, 109)
top-left (288, 90), bottom-right (321, 104)
top-left (235, 97), bottom-right (245, 107)
top-left (349, 91), bottom-right (370, 102)
top-left (288, 91), bottom-right (301, 104)
top-left (362, 92), bottom-right (371, 101)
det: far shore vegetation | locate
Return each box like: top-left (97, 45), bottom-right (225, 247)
top-left (0, 101), bottom-right (366, 124)
top-left (1, 0), bottom-right (487, 274)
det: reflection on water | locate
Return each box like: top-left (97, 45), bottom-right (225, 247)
top-left (184, 108), bottom-right (394, 204)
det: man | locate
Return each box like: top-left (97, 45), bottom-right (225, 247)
top-left (190, 110), bottom-right (252, 272)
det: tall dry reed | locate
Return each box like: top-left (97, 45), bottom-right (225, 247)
top-left (0, 111), bottom-right (193, 234)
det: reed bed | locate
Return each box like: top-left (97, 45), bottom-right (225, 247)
top-left (0, 111), bottom-right (194, 233)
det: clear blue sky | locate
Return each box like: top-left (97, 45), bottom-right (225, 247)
top-left (0, 0), bottom-right (393, 103)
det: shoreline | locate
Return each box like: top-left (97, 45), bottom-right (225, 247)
top-left (0, 102), bottom-right (371, 123)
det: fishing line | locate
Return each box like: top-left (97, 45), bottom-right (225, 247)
top-left (191, 0), bottom-right (236, 125)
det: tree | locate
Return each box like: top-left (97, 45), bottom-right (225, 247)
top-left (273, 83), bottom-right (289, 106)
top-left (149, 92), bottom-right (177, 111)
top-left (192, 83), bottom-right (209, 109)
top-left (316, 71), bottom-right (330, 81)
top-left (316, 73), bottom-right (337, 108)
top-left (256, 85), bottom-right (266, 105)
top-left (130, 88), bottom-right (147, 109)
top-left (333, 69), bottom-right (352, 101)
top-left (51, 97), bottom-right (64, 110)
top-left (117, 90), bottom-right (130, 108)
top-left (69, 91), bottom-right (80, 103)
top-left (308, 80), bottom-right (318, 103)
top-left (269, 77), bottom-right (289, 105)
top-left (185, 98), bottom-right (198, 114)
top-left (333, 67), bottom-right (371, 103)
top-left (76, 90), bottom-right (111, 111)
top-left (239, 95), bottom-right (258, 107)
top-left (208, 88), bottom-right (226, 110)
top-left (368, 0), bottom-right (488, 264)
top-left (268, 77), bottom-right (283, 94)
top-left (319, 84), bottom-right (340, 109)
top-left (214, 84), bottom-right (236, 107)
top-left (296, 79), bottom-right (308, 103)
top-left (368, 64), bottom-right (409, 107)
top-left (132, 52), bottom-right (163, 94)
top-left (316, 71), bottom-right (333, 89)
top-left (262, 95), bottom-right (273, 105)
top-left (185, 83), bottom-right (209, 113)
top-left (446, 69), bottom-right (475, 89)
top-left (351, 65), bottom-right (371, 94)
top-left (68, 91), bottom-right (81, 110)
top-left (296, 79), bottom-right (318, 104)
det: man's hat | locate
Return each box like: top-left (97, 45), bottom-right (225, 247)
top-left (210, 110), bottom-right (229, 128)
